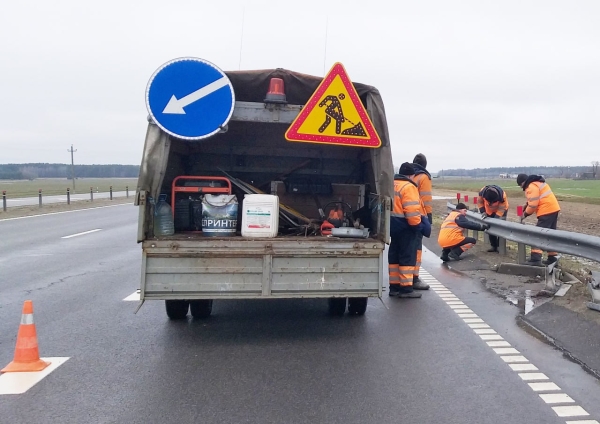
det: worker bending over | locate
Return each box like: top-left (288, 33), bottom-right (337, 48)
top-left (439, 203), bottom-right (488, 262)
top-left (516, 173), bottom-right (561, 265)
top-left (477, 185), bottom-right (509, 253)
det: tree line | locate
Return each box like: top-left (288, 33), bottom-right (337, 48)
top-left (438, 164), bottom-right (598, 179)
top-left (0, 163), bottom-right (140, 180)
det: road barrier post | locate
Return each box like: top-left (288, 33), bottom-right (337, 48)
top-left (90, 187), bottom-right (94, 202)
top-left (67, 188), bottom-right (70, 205)
top-left (2, 191), bottom-right (6, 212)
top-left (38, 189), bottom-right (42, 208)
top-left (472, 197), bottom-right (479, 239)
top-left (110, 186), bottom-right (113, 200)
top-left (126, 186), bottom-right (129, 198)
top-left (516, 205), bottom-right (526, 263)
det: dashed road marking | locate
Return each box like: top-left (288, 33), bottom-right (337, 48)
top-left (419, 269), bottom-right (596, 423)
top-left (123, 290), bottom-right (140, 301)
top-left (61, 229), bottom-right (102, 239)
top-left (0, 357), bottom-right (70, 395)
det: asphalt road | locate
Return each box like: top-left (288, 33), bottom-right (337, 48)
top-left (0, 205), bottom-right (599, 424)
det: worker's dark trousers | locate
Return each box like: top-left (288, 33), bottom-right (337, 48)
top-left (442, 237), bottom-right (477, 258)
top-left (531, 211), bottom-right (559, 259)
top-left (488, 214), bottom-right (507, 248)
top-left (415, 232), bottom-right (423, 278)
top-left (389, 230), bottom-right (419, 293)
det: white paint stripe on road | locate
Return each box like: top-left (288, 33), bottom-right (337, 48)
top-left (0, 357), bottom-right (69, 395)
top-left (552, 405), bottom-right (589, 417)
top-left (509, 363), bottom-right (538, 371)
top-left (123, 291), bottom-right (140, 301)
top-left (529, 382), bottom-right (561, 391)
top-left (420, 268), bottom-right (597, 423)
top-left (539, 393), bottom-right (574, 404)
top-left (61, 229), bottom-right (102, 239)
top-left (0, 203), bottom-right (130, 222)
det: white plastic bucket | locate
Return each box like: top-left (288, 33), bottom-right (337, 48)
top-left (241, 194), bottom-right (279, 238)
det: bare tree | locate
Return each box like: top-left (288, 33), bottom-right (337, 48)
top-left (593, 161), bottom-right (600, 179)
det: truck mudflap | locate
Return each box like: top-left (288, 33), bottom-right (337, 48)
top-left (141, 239), bottom-right (384, 300)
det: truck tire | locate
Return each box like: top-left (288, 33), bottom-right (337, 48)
top-left (328, 298), bottom-right (347, 316)
top-left (348, 297), bottom-right (368, 316)
top-left (165, 300), bottom-right (189, 320)
top-left (190, 300), bottom-right (213, 319)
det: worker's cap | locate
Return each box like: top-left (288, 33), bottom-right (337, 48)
top-left (456, 202), bottom-right (467, 210)
top-left (413, 153), bottom-right (427, 168)
top-left (516, 174), bottom-right (528, 186)
top-left (398, 162), bottom-right (415, 175)
top-left (483, 189), bottom-right (499, 203)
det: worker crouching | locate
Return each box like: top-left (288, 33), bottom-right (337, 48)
top-left (389, 162), bottom-right (431, 298)
top-left (439, 203), bottom-right (489, 262)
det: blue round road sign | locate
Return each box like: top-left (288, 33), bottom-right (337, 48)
top-left (145, 57), bottom-right (235, 140)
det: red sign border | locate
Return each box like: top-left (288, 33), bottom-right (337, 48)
top-left (285, 63), bottom-right (382, 148)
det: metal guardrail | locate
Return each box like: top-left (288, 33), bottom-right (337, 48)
top-left (446, 202), bottom-right (600, 264)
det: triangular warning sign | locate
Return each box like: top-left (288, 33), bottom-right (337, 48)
top-left (285, 63), bottom-right (381, 148)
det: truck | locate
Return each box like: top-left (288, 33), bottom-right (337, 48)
top-left (135, 63), bottom-right (395, 319)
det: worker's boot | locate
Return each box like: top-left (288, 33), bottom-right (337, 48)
top-left (440, 250), bottom-right (450, 262)
top-left (397, 291), bottom-right (422, 299)
top-left (448, 248), bottom-right (462, 261)
top-left (388, 285), bottom-right (401, 297)
top-left (412, 276), bottom-right (430, 290)
top-left (487, 246), bottom-right (499, 253)
top-left (525, 252), bottom-right (543, 266)
top-left (543, 255), bottom-right (558, 265)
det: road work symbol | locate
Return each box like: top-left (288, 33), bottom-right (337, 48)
top-left (285, 63), bottom-right (380, 148)
top-left (146, 57), bottom-right (235, 140)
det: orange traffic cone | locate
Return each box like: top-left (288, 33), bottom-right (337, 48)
top-left (1, 300), bottom-right (50, 373)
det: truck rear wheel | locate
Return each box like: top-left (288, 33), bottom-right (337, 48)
top-left (348, 297), bottom-right (368, 316)
top-left (190, 300), bottom-right (213, 319)
top-left (328, 298), bottom-right (347, 316)
top-left (165, 300), bottom-right (189, 320)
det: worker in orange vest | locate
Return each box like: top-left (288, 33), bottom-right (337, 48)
top-left (410, 153), bottom-right (432, 290)
top-left (477, 185), bottom-right (509, 253)
top-left (439, 203), bottom-right (488, 262)
top-left (389, 162), bottom-right (431, 298)
top-left (517, 174), bottom-right (561, 265)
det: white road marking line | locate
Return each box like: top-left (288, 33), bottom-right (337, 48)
top-left (493, 347), bottom-right (520, 355)
top-left (509, 363), bottom-right (538, 371)
top-left (488, 341), bottom-right (511, 347)
top-left (552, 405), bottom-right (589, 417)
top-left (518, 373), bottom-right (549, 381)
top-left (0, 357), bottom-right (69, 395)
top-left (61, 229), bottom-right (102, 239)
top-left (123, 291), bottom-right (140, 301)
top-left (539, 393), bottom-right (575, 404)
top-left (0, 204), bottom-right (129, 222)
top-left (426, 270), bottom-right (597, 422)
top-left (473, 328), bottom-right (497, 334)
top-left (480, 334), bottom-right (504, 341)
top-left (529, 382), bottom-right (561, 391)
top-left (501, 355), bottom-right (529, 363)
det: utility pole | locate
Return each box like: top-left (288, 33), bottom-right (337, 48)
top-left (67, 144), bottom-right (77, 191)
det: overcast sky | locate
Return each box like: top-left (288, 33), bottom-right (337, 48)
top-left (1, 0), bottom-right (599, 172)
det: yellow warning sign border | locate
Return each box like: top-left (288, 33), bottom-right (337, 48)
top-left (285, 63), bottom-right (382, 148)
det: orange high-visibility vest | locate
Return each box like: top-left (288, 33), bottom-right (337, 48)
top-left (477, 187), bottom-right (509, 217)
top-left (525, 181), bottom-right (560, 217)
top-left (392, 179), bottom-right (423, 226)
top-left (438, 211), bottom-right (466, 248)
top-left (411, 173), bottom-right (433, 215)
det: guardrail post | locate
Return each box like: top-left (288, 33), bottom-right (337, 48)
top-left (90, 186), bottom-right (94, 201)
top-left (38, 189), bottom-right (42, 208)
top-left (110, 186), bottom-right (113, 200)
top-left (126, 186), bottom-right (129, 198)
top-left (67, 188), bottom-right (70, 205)
top-left (471, 207), bottom-right (479, 240)
top-left (2, 191), bottom-right (6, 212)
top-left (499, 237), bottom-right (507, 255)
top-left (518, 243), bottom-right (526, 264)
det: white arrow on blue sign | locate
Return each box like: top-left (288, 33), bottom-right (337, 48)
top-left (145, 57), bottom-right (235, 140)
